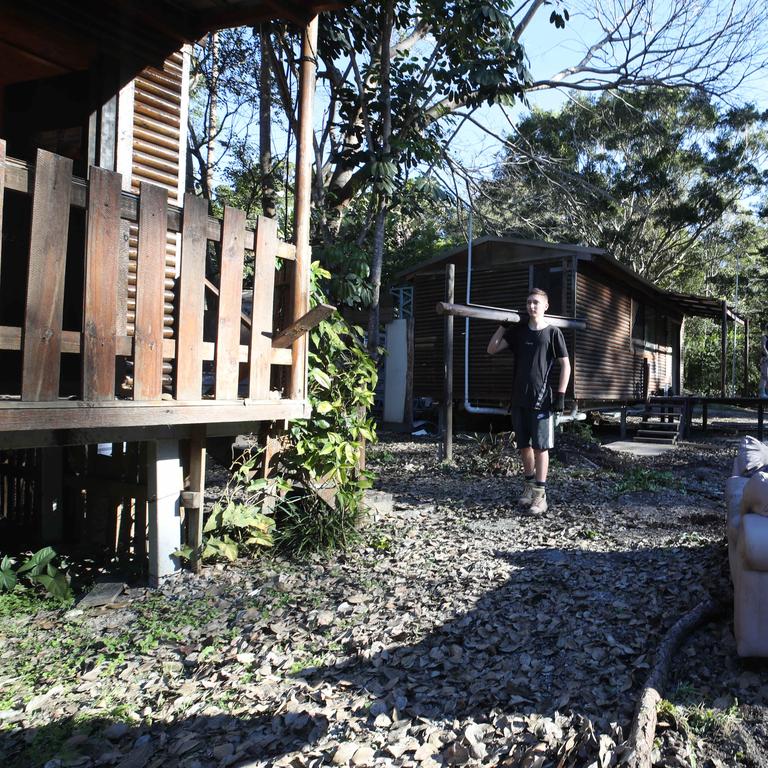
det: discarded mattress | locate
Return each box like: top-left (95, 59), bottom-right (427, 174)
top-left (727, 436), bottom-right (768, 656)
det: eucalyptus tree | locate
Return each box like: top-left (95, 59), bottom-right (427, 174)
top-left (476, 87), bottom-right (768, 286)
top-left (188, 0), bottom-right (768, 348)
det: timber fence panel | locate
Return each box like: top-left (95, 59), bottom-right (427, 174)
top-left (22, 149), bottom-right (73, 401)
top-left (215, 206), bottom-right (246, 400)
top-left (248, 216), bottom-right (278, 400)
top-left (83, 167), bottom-right (122, 400)
top-left (175, 193), bottom-right (208, 400)
top-left (133, 182), bottom-right (168, 400)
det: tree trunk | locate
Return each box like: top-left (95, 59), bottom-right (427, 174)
top-left (205, 31), bottom-right (219, 200)
top-left (259, 23), bottom-right (277, 219)
top-left (366, 0), bottom-right (394, 357)
top-left (367, 203), bottom-right (387, 355)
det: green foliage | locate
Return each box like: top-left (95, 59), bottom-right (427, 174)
top-left (274, 262), bottom-right (378, 554)
top-left (177, 449), bottom-right (284, 564)
top-left (0, 547), bottom-right (71, 601)
top-left (315, 241), bottom-right (375, 309)
top-left (614, 467), bottom-right (682, 494)
top-left (460, 430), bottom-right (517, 475)
top-left (480, 87), bottom-right (768, 287)
top-left (562, 420), bottom-right (599, 445)
top-left (275, 488), bottom-right (362, 556)
top-left (0, 588), bottom-right (69, 619)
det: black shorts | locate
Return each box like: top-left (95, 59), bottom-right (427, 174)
top-left (511, 407), bottom-right (555, 451)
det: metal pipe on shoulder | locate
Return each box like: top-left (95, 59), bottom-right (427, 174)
top-left (435, 301), bottom-right (587, 331)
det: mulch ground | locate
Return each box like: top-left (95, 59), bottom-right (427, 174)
top-left (1, 430), bottom-right (766, 768)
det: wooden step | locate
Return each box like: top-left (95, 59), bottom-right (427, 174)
top-left (634, 434), bottom-right (678, 444)
top-left (636, 429), bottom-right (677, 440)
top-left (638, 423), bottom-right (678, 432)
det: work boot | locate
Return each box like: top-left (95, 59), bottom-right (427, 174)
top-left (518, 481), bottom-right (535, 506)
top-left (529, 486), bottom-right (547, 514)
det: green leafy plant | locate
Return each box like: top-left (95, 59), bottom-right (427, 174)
top-left (0, 547), bottom-right (71, 600)
top-left (614, 467), bottom-right (683, 494)
top-left (460, 430), bottom-right (517, 475)
top-left (176, 449), bottom-right (287, 563)
top-left (563, 420), bottom-right (599, 445)
top-left (274, 263), bottom-right (378, 555)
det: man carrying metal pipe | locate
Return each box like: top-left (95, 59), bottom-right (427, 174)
top-left (487, 288), bottom-right (571, 514)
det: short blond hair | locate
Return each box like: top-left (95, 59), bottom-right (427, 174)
top-left (528, 287), bottom-right (549, 302)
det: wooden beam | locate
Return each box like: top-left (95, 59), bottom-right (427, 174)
top-left (0, 417), bottom-right (303, 451)
top-left (0, 325), bottom-right (293, 365)
top-left (272, 303), bottom-right (335, 349)
top-left (0, 399), bottom-right (311, 433)
top-left (289, 15), bottom-right (318, 401)
top-left (436, 301), bottom-right (588, 331)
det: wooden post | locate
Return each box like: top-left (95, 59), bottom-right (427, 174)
top-left (289, 16), bottom-right (318, 402)
top-left (721, 300), bottom-right (727, 398)
top-left (38, 448), bottom-right (63, 544)
top-left (184, 430), bottom-right (206, 574)
top-left (759, 401), bottom-right (764, 443)
top-left (702, 400), bottom-right (708, 434)
top-left (620, 406), bottom-right (627, 440)
top-left (146, 439), bottom-right (183, 587)
top-left (743, 317), bottom-right (750, 396)
top-left (442, 264), bottom-right (454, 462)
top-left (405, 316), bottom-right (415, 431)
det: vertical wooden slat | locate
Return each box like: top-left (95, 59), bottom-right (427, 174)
top-left (0, 139), bottom-right (5, 276)
top-left (21, 150), bottom-right (73, 401)
top-left (83, 167), bottom-right (121, 400)
top-left (248, 215), bottom-right (278, 399)
top-left (133, 182), bottom-right (168, 400)
top-left (215, 206), bottom-right (246, 399)
top-left (289, 16), bottom-right (318, 401)
top-left (176, 193), bottom-right (208, 400)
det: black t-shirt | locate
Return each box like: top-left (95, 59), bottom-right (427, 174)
top-left (503, 324), bottom-right (568, 410)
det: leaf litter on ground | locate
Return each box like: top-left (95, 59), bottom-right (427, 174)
top-left (1, 432), bottom-right (767, 768)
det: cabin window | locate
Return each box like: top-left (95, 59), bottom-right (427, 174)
top-left (632, 301), bottom-right (670, 351)
top-left (531, 265), bottom-right (563, 314)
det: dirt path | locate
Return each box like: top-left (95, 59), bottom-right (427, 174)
top-left (0, 433), bottom-right (766, 767)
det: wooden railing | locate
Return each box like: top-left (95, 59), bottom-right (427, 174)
top-left (0, 146), bottom-right (327, 440)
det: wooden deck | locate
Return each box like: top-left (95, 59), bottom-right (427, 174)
top-left (0, 146), bottom-right (313, 446)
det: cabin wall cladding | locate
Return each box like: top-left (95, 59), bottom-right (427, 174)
top-left (410, 249), bottom-right (530, 404)
top-left (575, 266), bottom-right (636, 401)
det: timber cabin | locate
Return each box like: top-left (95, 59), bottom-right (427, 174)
top-left (0, 1), bottom-right (337, 584)
top-left (396, 237), bottom-right (745, 412)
